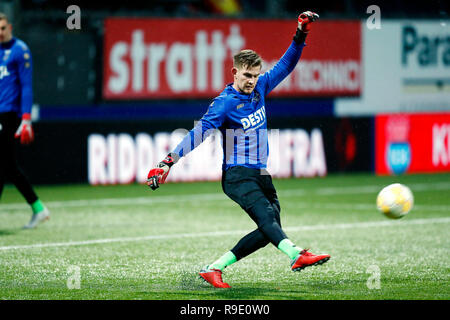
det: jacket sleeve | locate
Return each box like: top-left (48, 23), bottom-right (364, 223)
top-left (16, 44), bottom-right (33, 116)
top-left (259, 40), bottom-right (305, 96)
top-left (172, 98), bottom-right (227, 159)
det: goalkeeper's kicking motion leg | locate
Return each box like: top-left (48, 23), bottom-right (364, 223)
top-left (198, 166), bottom-right (330, 288)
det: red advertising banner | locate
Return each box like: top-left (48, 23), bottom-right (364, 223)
top-left (103, 18), bottom-right (361, 100)
top-left (375, 113), bottom-right (450, 175)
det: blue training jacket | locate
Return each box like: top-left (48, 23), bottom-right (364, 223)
top-left (172, 40), bottom-right (305, 171)
top-left (0, 37), bottom-right (33, 117)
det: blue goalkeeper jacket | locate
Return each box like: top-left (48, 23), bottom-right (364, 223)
top-left (172, 40), bottom-right (305, 171)
top-left (0, 37), bottom-right (33, 117)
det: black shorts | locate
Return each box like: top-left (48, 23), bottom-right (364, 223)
top-left (0, 111), bottom-right (37, 204)
top-left (221, 166), bottom-right (280, 214)
top-left (0, 112), bottom-right (20, 167)
top-left (221, 165), bottom-right (286, 248)
top-left (0, 112), bottom-right (20, 148)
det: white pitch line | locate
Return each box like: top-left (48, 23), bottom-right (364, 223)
top-left (304, 181), bottom-right (450, 196)
top-left (0, 193), bottom-right (228, 210)
top-left (291, 202), bottom-right (450, 212)
top-left (0, 217), bottom-right (449, 251)
top-left (1, 181), bottom-right (450, 211)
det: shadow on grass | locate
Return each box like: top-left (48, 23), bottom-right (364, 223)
top-left (0, 228), bottom-right (21, 236)
top-left (172, 270), bottom-right (310, 300)
top-left (161, 288), bottom-right (306, 300)
top-left (211, 286), bottom-right (308, 300)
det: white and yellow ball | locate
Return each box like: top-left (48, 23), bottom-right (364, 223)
top-left (376, 183), bottom-right (414, 219)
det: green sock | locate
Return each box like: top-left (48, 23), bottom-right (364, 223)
top-left (278, 239), bottom-right (301, 260)
top-left (31, 199), bottom-right (45, 214)
top-left (209, 251), bottom-right (237, 271)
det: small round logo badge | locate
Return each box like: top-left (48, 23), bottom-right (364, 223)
top-left (386, 142), bottom-right (411, 175)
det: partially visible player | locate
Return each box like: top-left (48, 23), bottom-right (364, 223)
top-left (147, 12), bottom-right (330, 288)
top-left (0, 12), bottom-right (50, 229)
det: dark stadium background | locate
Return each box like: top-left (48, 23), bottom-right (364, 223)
top-left (1, 0), bottom-right (449, 184)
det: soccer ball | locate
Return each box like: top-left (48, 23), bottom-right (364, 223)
top-left (376, 183), bottom-right (414, 219)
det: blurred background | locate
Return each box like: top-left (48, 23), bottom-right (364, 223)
top-left (1, 0), bottom-right (449, 185)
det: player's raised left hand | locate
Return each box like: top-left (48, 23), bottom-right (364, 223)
top-left (298, 11), bottom-right (319, 33)
top-left (14, 113), bottom-right (34, 145)
top-left (147, 153), bottom-right (178, 190)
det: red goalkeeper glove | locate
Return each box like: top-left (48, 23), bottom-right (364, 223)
top-left (14, 113), bottom-right (34, 145)
top-left (147, 153), bottom-right (178, 190)
top-left (297, 11), bottom-right (319, 33)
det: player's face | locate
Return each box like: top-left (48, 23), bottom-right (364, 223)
top-left (0, 19), bottom-right (12, 43)
top-left (232, 65), bottom-right (261, 95)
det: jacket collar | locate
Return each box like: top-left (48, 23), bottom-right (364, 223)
top-left (0, 37), bottom-right (16, 50)
top-left (225, 83), bottom-right (255, 101)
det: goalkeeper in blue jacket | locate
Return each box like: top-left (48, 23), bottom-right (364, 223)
top-left (0, 13), bottom-right (50, 229)
top-left (147, 12), bottom-right (330, 288)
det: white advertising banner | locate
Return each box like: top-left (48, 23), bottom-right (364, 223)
top-left (336, 20), bottom-right (450, 116)
top-left (87, 129), bottom-right (327, 185)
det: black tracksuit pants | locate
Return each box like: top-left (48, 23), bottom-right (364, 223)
top-left (0, 112), bottom-right (38, 204)
top-left (221, 165), bottom-right (287, 261)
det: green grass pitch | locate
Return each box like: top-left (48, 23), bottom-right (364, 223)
top-left (0, 173), bottom-right (449, 300)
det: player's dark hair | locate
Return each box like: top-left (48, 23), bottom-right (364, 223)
top-left (233, 50), bottom-right (262, 70)
top-left (0, 12), bottom-right (9, 22)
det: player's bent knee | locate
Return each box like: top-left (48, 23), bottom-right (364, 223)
top-left (250, 202), bottom-right (278, 228)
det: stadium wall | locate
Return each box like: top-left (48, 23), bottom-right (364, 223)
top-left (16, 114), bottom-right (373, 185)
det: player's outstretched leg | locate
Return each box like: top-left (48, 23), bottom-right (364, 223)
top-left (23, 199), bottom-right (50, 229)
top-left (4, 160), bottom-right (50, 229)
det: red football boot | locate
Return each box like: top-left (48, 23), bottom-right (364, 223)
top-left (199, 266), bottom-right (231, 288)
top-left (291, 249), bottom-right (330, 272)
